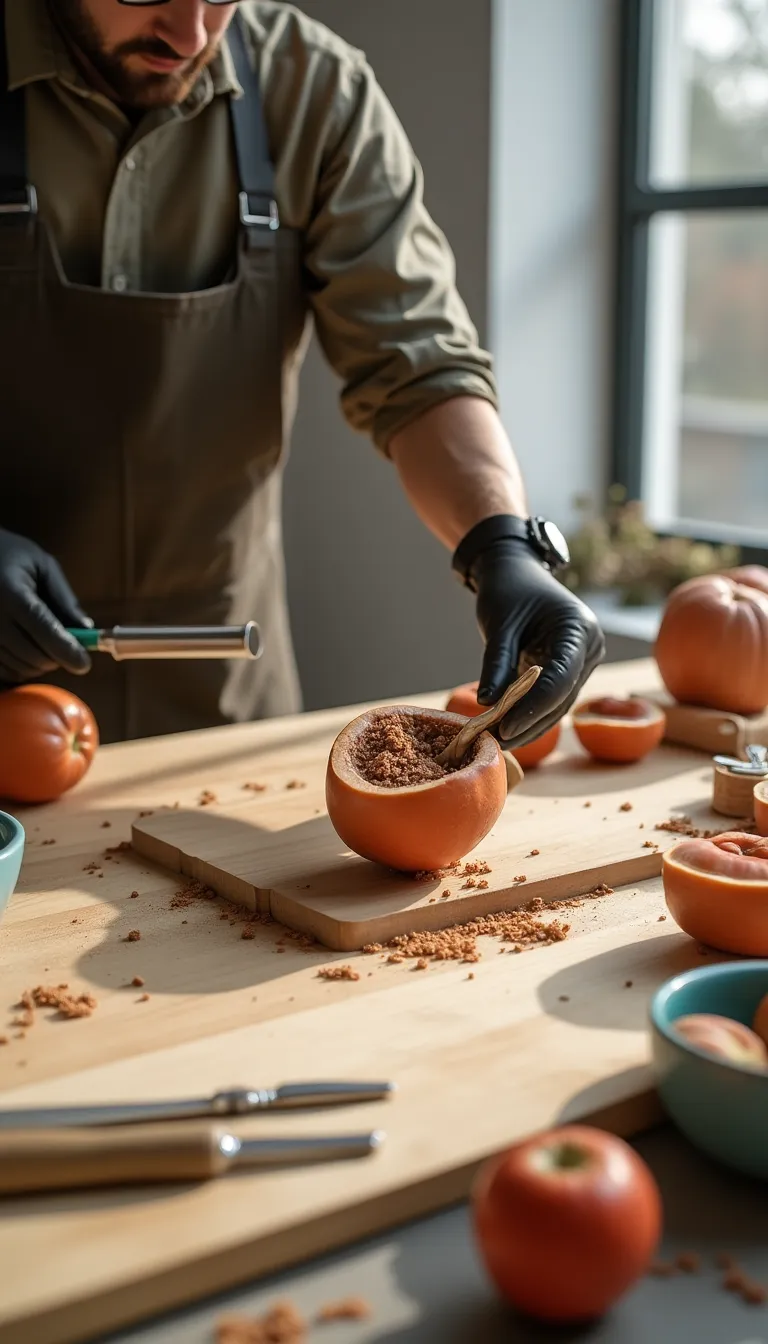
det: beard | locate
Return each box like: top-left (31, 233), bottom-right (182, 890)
top-left (52, 0), bottom-right (222, 109)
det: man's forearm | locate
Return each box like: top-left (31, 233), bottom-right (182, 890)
top-left (388, 396), bottom-right (528, 552)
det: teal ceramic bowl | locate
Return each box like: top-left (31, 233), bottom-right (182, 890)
top-left (0, 810), bottom-right (25, 923)
top-left (650, 961), bottom-right (768, 1179)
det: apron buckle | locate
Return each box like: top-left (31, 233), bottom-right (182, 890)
top-left (238, 191), bottom-right (280, 231)
top-left (0, 184), bottom-right (38, 218)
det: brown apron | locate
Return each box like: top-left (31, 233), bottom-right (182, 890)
top-left (0, 10), bottom-right (306, 742)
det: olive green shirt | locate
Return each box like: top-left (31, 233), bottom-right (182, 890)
top-left (5, 0), bottom-right (497, 452)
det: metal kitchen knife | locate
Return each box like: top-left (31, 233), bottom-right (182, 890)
top-left (66, 623), bottom-right (262, 660)
top-left (0, 1081), bottom-right (396, 1130)
top-left (0, 1123), bottom-right (385, 1195)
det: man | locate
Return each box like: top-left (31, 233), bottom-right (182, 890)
top-left (0, 0), bottom-right (604, 744)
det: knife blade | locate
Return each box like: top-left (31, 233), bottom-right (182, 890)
top-left (0, 1081), bottom-right (396, 1130)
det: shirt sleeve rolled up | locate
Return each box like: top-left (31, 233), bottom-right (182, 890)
top-left (301, 55), bottom-right (498, 455)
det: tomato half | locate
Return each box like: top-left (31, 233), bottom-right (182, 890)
top-left (0, 685), bottom-right (99, 804)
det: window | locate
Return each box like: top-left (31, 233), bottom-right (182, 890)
top-left (615, 0), bottom-right (768, 555)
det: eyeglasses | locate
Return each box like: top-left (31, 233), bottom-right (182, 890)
top-left (117, 1), bottom-right (240, 6)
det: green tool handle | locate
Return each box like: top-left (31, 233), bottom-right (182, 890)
top-left (68, 628), bottom-right (100, 649)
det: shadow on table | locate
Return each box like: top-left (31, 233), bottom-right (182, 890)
top-left (9, 804), bottom-right (354, 996)
top-left (536, 934), bottom-right (724, 1032)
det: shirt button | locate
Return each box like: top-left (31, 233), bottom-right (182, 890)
top-left (111, 273), bottom-right (128, 293)
top-left (124, 156), bottom-right (137, 172)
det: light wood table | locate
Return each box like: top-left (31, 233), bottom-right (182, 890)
top-left (0, 659), bottom-right (729, 1344)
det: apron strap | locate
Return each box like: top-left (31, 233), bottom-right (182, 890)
top-left (228, 14), bottom-right (280, 245)
top-left (0, 0), bottom-right (38, 221)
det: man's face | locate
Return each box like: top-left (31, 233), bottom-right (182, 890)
top-left (54, 0), bottom-right (237, 109)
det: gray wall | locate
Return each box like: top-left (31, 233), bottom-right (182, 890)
top-left (282, 1), bottom-right (618, 713)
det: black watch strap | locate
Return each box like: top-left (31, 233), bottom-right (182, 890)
top-left (452, 515), bottom-right (532, 589)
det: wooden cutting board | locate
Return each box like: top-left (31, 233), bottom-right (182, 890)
top-left (131, 724), bottom-right (728, 950)
top-left (0, 661), bottom-right (734, 1344)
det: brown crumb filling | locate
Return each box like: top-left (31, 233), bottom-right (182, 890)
top-left (352, 714), bottom-right (473, 788)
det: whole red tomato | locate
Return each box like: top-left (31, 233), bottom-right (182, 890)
top-left (0, 685), bottom-right (99, 804)
top-left (472, 1125), bottom-right (662, 1322)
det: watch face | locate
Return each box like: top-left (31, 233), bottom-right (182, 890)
top-left (540, 519), bottom-right (570, 567)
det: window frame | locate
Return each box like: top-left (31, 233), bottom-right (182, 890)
top-left (612, 0), bottom-right (768, 563)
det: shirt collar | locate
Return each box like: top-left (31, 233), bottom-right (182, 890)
top-left (5, 0), bottom-right (242, 100)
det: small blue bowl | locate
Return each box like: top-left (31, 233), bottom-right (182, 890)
top-left (650, 961), bottom-right (768, 1179)
top-left (0, 810), bottom-right (25, 923)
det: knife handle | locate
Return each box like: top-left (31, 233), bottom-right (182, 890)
top-left (0, 1123), bottom-right (233, 1195)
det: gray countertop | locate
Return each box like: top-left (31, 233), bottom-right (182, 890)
top-left (100, 1123), bottom-right (768, 1344)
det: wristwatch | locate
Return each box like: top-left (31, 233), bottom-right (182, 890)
top-left (452, 514), bottom-right (570, 590)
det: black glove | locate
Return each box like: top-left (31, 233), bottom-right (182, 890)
top-left (0, 528), bottom-right (92, 687)
top-left (468, 537), bottom-right (605, 749)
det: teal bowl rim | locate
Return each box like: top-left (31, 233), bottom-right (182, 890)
top-left (0, 809), bottom-right (25, 861)
top-left (650, 960), bottom-right (768, 1082)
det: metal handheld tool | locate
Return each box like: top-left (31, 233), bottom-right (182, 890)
top-left (66, 623), bottom-right (262, 660)
top-left (0, 1081), bottom-right (396, 1131)
top-left (0, 1123), bottom-right (385, 1195)
top-left (713, 744), bottom-right (768, 777)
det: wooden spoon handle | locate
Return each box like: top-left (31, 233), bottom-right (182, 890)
top-left (436, 665), bottom-right (542, 768)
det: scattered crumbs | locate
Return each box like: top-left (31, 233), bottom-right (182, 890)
top-left (242, 781), bottom-right (268, 793)
top-left (241, 926), bottom-right (256, 940)
top-left (130, 890), bottom-right (140, 899)
top-left (583, 801), bottom-right (592, 808)
top-left (362, 944), bottom-right (383, 955)
top-left (198, 790), bottom-right (217, 807)
top-left (220, 912), bottom-right (230, 921)
top-left (514, 874), bottom-right (527, 884)
top-left (441, 890), bottom-right (451, 899)
top-left (316, 1297), bottom-right (371, 1322)
top-left (286, 779), bottom-right (306, 790)
top-left (477, 879), bottom-right (489, 889)
top-left (41, 838), bottom-right (56, 846)
top-left (742, 1280), bottom-right (767, 1305)
top-left (105, 841), bottom-right (132, 857)
top-left (276, 946), bottom-right (286, 954)
top-left (558, 995), bottom-right (570, 1002)
top-left (467, 973), bottom-right (475, 980)
top-left (131, 976), bottom-right (145, 988)
top-left (83, 861), bottom-right (101, 874)
top-left (318, 966), bottom-right (360, 982)
top-left (170, 879), bottom-right (215, 910)
top-left (138, 809), bottom-right (154, 818)
top-left (215, 1301), bottom-right (307, 1343)
top-left (675, 1251), bottom-right (700, 1274)
top-left (414, 958), bottom-right (429, 971)
top-left (649, 1260), bottom-right (677, 1278)
top-left (655, 816), bottom-right (717, 839)
top-left (528, 848), bottom-right (540, 857)
top-left (137, 994), bottom-right (150, 1004)
top-left (71, 918), bottom-right (79, 924)
top-left (22, 985), bottom-right (97, 1020)
top-left (625, 980), bottom-right (633, 988)
top-left (100, 821), bottom-right (112, 829)
top-left (126, 930), bottom-right (141, 942)
top-left (428, 897), bottom-right (436, 903)
top-left (0, 1036), bottom-right (7, 1046)
top-left (463, 860), bottom-right (492, 876)
top-left (463, 878), bottom-right (477, 890)
top-left (13, 1031), bottom-right (25, 1040)
top-left (723, 1269), bottom-right (746, 1293)
top-left (97, 872), bottom-right (104, 878)
top-left (387, 953), bottom-right (404, 964)
top-left (181, 920), bottom-right (188, 924)
top-left (658, 914), bottom-right (667, 922)
top-left (639, 822), bottom-right (645, 829)
top-left (642, 840), bottom-right (659, 849)
top-left (619, 802), bottom-right (633, 812)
